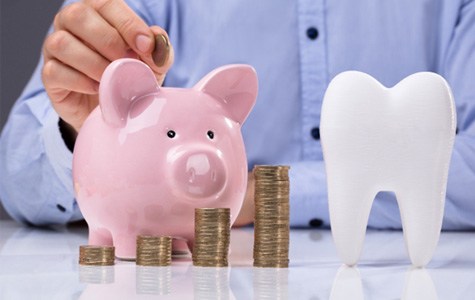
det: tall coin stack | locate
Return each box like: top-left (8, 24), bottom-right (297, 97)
top-left (79, 245), bottom-right (115, 266)
top-left (253, 165), bottom-right (290, 268)
top-left (136, 236), bottom-right (173, 266)
top-left (193, 208), bottom-right (230, 267)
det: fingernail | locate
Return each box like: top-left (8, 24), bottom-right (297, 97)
top-left (135, 34), bottom-right (152, 53)
top-left (152, 34), bottom-right (170, 67)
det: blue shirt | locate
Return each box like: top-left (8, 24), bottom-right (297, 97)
top-left (1, 0), bottom-right (474, 229)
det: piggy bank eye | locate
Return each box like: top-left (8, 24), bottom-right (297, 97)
top-left (207, 130), bottom-right (214, 139)
top-left (167, 130), bottom-right (176, 138)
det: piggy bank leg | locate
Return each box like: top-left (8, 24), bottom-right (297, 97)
top-left (113, 233), bottom-right (137, 260)
top-left (173, 238), bottom-right (191, 255)
top-left (88, 227), bottom-right (113, 246)
top-left (186, 239), bottom-right (195, 255)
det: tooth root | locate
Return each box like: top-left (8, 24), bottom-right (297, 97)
top-left (396, 180), bottom-right (445, 267)
top-left (328, 175), bottom-right (376, 266)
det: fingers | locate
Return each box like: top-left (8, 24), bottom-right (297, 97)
top-left (54, 1), bottom-right (174, 84)
top-left (42, 0), bottom-right (175, 132)
top-left (42, 59), bottom-right (99, 95)
top-left (87, 0), bottom-right (154, 55)
top-left (54, 2), bottom-right (129, 61)
top-left (42, 60), bottom-right (99, 133)
top-left (52, 91), bottom-right (99, 134)
top-left (44, 30), bottom-right (110, 82)
top-left (42, 59), bottom-right (99, 133)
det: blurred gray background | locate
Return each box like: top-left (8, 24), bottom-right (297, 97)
top-left (0, 0), bottom-right (64, 220)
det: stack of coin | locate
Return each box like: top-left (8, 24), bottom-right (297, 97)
top-left (79, 245), bottom-right (115, 266)
top-left (253, 165), bottom-right (290, 268)
top-left (193, 208), bottom-right (230, 267)
top-left (136, 236), bottom-right (173, 266)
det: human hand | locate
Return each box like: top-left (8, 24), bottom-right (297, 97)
top-left (42, 0), bottom-right (174, 133)
top-left (234, 172), bottom-right (255, 227)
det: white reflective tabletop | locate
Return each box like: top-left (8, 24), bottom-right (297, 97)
top-left (1, 220), bottom-right (474, 299)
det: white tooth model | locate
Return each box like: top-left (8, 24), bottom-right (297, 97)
top-left (320, 71), bottom-right (456, 267)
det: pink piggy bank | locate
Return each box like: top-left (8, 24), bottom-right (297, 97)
top-left (73, 58), bottom-right (258, 259)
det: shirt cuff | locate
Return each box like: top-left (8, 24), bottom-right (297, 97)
top-left (43, 110), bottom-right (73, 178)
top-left (41, 110), bottom-right (81, 224)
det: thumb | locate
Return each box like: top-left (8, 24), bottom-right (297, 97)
top-left (139, 26), bottom-right (174, 86)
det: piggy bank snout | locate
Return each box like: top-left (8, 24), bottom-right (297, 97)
top-left (172, 150), bottom-right (227, 198)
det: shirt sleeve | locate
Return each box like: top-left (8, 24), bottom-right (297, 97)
top-left (0, 0), bottom-right (154, 225)
top-left (440, 0), bottom-right (475, 230)
top-left (0, 61), bottom-right (83, 225)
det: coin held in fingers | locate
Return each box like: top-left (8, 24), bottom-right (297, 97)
top-left (152, 34), bottom-right (170, 67)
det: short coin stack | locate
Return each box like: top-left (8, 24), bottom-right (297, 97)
top-left (193, 208), bottom-right (230, 267)
top-left (136, 236), bottom-right (173, 266)
top-left (79, 245), bottom-right (115, 266)
top-left (253, 165), bottom-right (290, 268)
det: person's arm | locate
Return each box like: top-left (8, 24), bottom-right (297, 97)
top-left (0, 0), bottom-right (173, 225)
top-left (0, 63), bottom-right (81, 225)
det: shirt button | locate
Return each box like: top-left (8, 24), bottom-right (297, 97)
top-left (306, 27), bottom-right (319, 40)
top-left (311, 127), bottom-right (320, 140)
top-left (57, 204), bottom-right (66, 212)
top-left (309, 218), bottom-right (323, 227)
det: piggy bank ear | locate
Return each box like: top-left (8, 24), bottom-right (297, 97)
top-left (99, 58), bottom-right (159, 127)
top-left (194, 65), bottom-right (258, 125)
